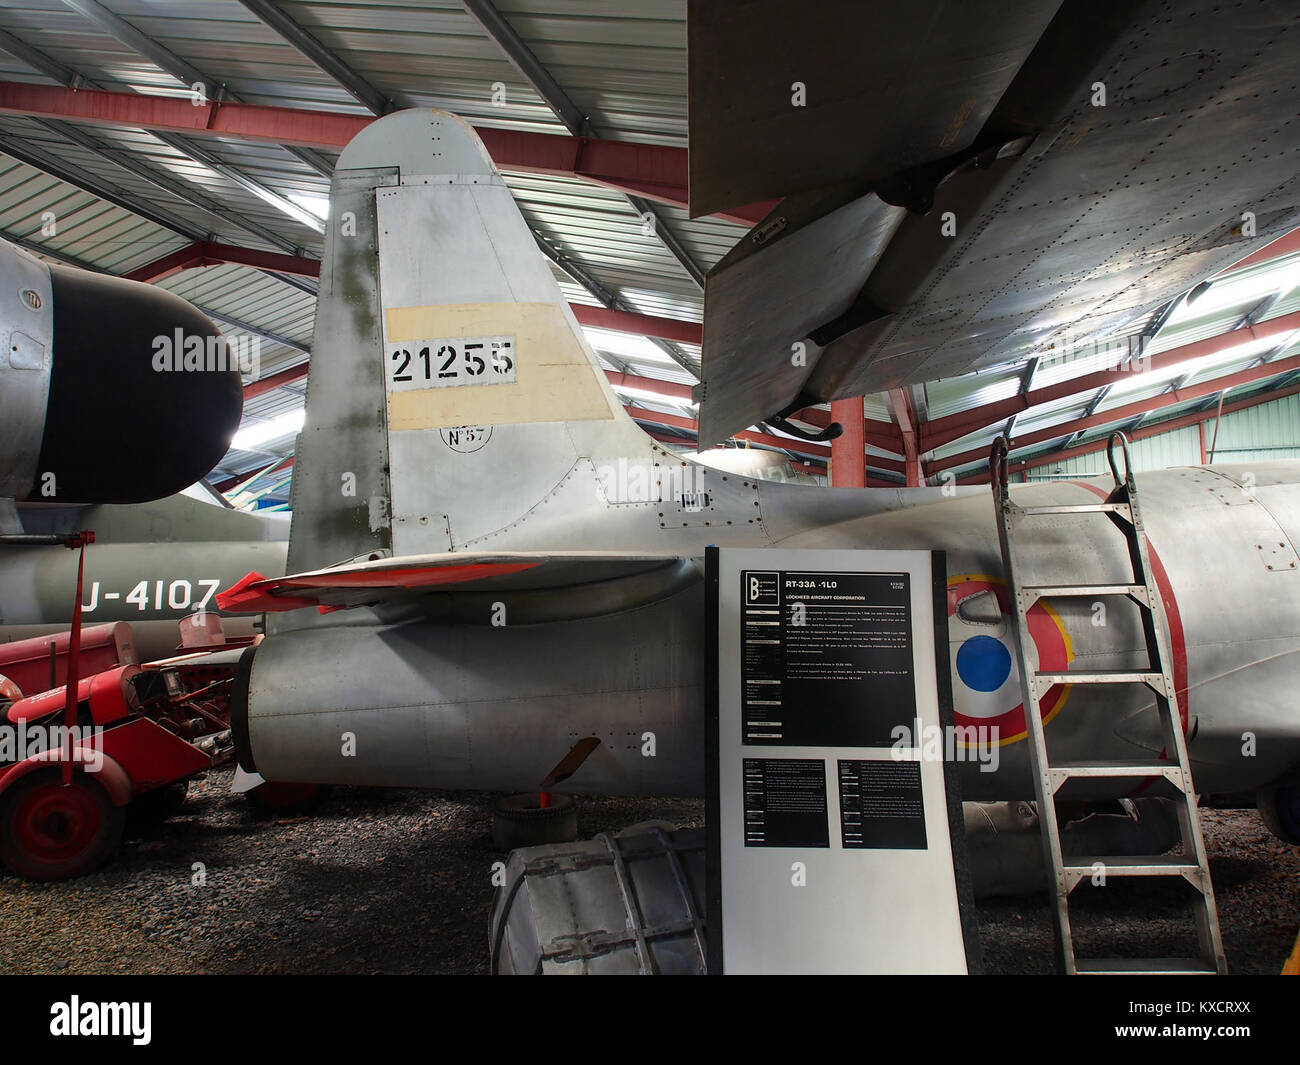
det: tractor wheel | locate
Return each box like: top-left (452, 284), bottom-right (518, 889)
top-left (126, 780), bottom-right (190, 830)
top-left (492, 793), bottom-right (578, 851)
top-left (1258, 784), bottom-right (1300, 845)
top-left (0, 769), bottom-right (126, 881)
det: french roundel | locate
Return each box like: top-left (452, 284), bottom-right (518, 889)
top-left (948, 575), bottom-right (1073, 745)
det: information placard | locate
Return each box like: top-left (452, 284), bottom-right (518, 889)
top-left (706, 548), bottom-right (981, 974)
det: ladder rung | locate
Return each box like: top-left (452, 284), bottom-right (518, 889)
top-left (992, 445), bottom-right (1225, 976)
top-left (1015, 503), bottom-right (1132, 516)
top-left (1021, 583), bottom-right (1149, 600)
top-left (1048, 761), bottom-right (1187, 780)
top-left (1062, 855), bottom-right (1201, 877)
top-left (1024, 582), bottom-right (1149, 600)
top-left (1075, 957), bottom-right (1218, 975)
top-left (1047, 763), bottom-right (1190, 794)
top-left (1035, 670), bottom-right (1164, 687)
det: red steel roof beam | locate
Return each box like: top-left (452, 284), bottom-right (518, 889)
top-left (788, 405), bottom-right (905, 455)
top-left (1219, 226), bottom-right (1300, 275)
top-left (245, 366), bottom-right (697, 403)
top-left (214, 455), bottom-right (294, 493)
top-left (955, 381), bottom-right (1300, 484)
top-left (829, 397), bottom-right (866, 487)
top-left (199, 241), bottom-right (322, 278)
top-left (627, 407), bottom-right (827, 462)
top-left (568, 305), bottom-right (701, 346)
top-left (244, 363), bottom-right (310, 400)
top-left (642, 428), bottom-right (826, 474)
top-left (887, 388), bottom-right (924, 486)
top-left (126, 240), bottom-right (324, 283)
top-left (604, 371), bottom-right (693, 402)
top-left (0, 81), bottom-right (769, 225)
top-left (921, 308), bottom-right (1300, 452)
top-left (130, 245), bottom-right (702, 345)
top-left (123, 242), bottom-right (204, 283)
top-left (629, 406), bottom-right (829, 458)
top-left (929, 352), bottom-right (1300, 477)
top-left (626, 407), bottom-right (908, 473)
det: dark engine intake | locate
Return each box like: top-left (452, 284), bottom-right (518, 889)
top-left (0, 240), bottom-right (243, 504)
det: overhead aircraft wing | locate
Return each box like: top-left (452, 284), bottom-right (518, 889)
top-left (216, 552), bottom-right (691, 614)
top-left (690, 0), bottom-right (1300, 446)
top-left (687, 0), bottom-right (1063, 219)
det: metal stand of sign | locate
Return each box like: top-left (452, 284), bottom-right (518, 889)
top-left (990, 430), bottom-right (1226, 975)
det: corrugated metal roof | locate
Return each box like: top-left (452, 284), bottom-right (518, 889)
top-left (0, 155), bottom-right (183, 270)
top-left (926, 365), bottom-right (1025, 421)
top-left (925, 245), bottom-right (1300, 477)
top-left (0, 0), bottom-right (1297, 499)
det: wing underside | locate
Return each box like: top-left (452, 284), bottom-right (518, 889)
top-left (690, 0), bottom-right (1300, 446)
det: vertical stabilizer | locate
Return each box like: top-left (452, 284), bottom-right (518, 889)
top-left (288, 110), bottom-right (664, 570)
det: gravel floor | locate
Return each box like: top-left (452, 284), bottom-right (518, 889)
top-left (0, 771), bottom-right (1293, 975)
top-left (977, 807), bottom-right (1300, 975)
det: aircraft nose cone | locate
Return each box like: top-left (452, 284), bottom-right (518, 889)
top-left (34, 266), bottom-right (244, 504)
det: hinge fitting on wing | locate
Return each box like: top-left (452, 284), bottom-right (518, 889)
top-left (763, 398), bottom-right (842, 443)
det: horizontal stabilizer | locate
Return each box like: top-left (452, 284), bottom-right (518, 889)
top-left (217, 552), bottom-right (688, 614)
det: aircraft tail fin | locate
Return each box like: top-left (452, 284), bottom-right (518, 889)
top-left (286, 110), bottom-right (667, 572)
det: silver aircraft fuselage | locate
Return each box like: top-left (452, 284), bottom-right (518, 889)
top-left (231, 109), bottom-right (1300, 805)
top-left (242, 460), bottom-right (1300, 801)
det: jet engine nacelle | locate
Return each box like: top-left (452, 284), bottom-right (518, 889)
top-left (0, 239), bottom-right (242, 504)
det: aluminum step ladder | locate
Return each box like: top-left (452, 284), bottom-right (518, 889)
top-left (989, 431), bottom-right (1226, 975)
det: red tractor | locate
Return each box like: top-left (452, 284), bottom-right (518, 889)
top-left (0, 535), bottom-right (324, 880)
top-left (0, 655), bottom-right (240, 880)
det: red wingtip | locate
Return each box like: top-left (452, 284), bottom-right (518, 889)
top-left (217, 572), bottom-right (320, 613)
top-left (214, 571), bottom-right (268, 612)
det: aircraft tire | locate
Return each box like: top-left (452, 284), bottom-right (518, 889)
top-left (0, 768), bottom-right (125, 881)
top-left (492, 793), bottom-right (578, 851)
top-left (1257, 785), bottom-right (1300, 845)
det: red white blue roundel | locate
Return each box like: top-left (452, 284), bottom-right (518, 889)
top-left (947, 575), bottom-right (1073, 745)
